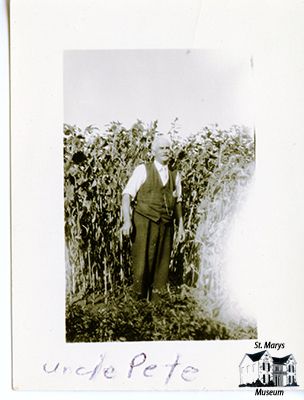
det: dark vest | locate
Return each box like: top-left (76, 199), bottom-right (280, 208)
top-left (134, 162), bottom-right (177, 223)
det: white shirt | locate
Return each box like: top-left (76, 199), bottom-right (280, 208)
top-left (123, 160), bottom-right (182, 202)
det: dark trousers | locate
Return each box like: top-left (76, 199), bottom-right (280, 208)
top-left (131, 211), bottom-right (173, 300)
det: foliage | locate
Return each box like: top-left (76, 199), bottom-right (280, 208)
top-left (64, 121), bottom-right (157, 302)
top-left (239, 379), bottom-right (275, 387)
top-left (66, 285), bottom-right (256, 342)
top-left (64, 120), bottom-right (256, 340)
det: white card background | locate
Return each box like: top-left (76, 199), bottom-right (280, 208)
top-left (7, 0), bottom-right (304, 397)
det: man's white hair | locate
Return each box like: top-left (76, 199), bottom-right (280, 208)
top-left (151, 134), bottom-right (172, 153)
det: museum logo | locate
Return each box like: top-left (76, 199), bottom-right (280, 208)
top-left (239, 350), bottom-right (298, 395)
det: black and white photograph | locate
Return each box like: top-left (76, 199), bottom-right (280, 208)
top-left (64, 50), bottom-right (257, 342)
top-left (9, 0), bottom-right (304, 393)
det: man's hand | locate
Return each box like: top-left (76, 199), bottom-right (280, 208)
top-left (121, 219), bottom-right (132, 237)
top-left (121, 194), bottom-right (132, 237)
top-left (177, 219), bottom-right (186, 243)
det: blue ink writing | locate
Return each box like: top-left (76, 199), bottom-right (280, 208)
top-left (42, 352), bottom-right (199, 385)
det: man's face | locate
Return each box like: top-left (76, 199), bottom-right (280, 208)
top-left (154, 138), bottom-right (171, 165)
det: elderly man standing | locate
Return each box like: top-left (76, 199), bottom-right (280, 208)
top-left (121, 134), bottom-right (185, 301)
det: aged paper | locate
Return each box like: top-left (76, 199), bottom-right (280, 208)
top-left (10, 0), bottom-right (304, 396)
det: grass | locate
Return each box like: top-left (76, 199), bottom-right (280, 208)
top-left (66, 285), bottom-right (257, 342)
top-left (64, 121), bottom-right (256, 341)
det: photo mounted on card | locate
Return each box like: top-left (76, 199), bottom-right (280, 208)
top-left (11, 0), bottom-right (303, 393)
top-left (64, 49), bottom-right (256, 344)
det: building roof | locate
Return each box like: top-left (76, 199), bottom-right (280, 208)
top-left (273, 355), bottom-right (292, 364)
top-left (246, 350), bottom-right (268, 362)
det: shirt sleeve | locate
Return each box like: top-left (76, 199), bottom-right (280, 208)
top-left (122, 164), bottom-right (147, 199)
top-left (175, 171), bottom-right (182, 203)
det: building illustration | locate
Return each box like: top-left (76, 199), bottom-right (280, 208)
top-left (239, 350), bottom-right (297, 387)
